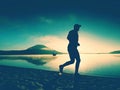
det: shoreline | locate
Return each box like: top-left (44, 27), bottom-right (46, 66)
top-left (0, 65), bottom-right (120, 90)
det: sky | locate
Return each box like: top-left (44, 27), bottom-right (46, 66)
top-left (0, 0), bottom-right (120, 53)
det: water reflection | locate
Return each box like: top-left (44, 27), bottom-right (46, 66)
top-left (0, 55), bottom-right (57, 65)
top-left (0, 54), bottom-right (120, 77)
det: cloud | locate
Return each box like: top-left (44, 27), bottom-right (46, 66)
top-left (79, 33), bottom-right (120, 53)
top-left (31, 36), bottom-right (68, 52)
top-left (30, 33), bottom-right (120, 53)
top-left (39, 17), bottom-right (53, 24)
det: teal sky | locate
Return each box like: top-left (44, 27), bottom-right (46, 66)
top-left (0, 0), bottom-right (120, 52)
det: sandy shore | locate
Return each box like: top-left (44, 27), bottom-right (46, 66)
top-left (0, 65), bottom-right (120, 90)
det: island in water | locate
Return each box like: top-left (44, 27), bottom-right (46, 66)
top-left (0, 45), bottom-right (62, 55)
top-left (109, 50), bottom-right (120, 54)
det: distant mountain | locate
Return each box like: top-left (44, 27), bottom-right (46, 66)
top-left (0, 45), bottom-right (62, 55)
top-left (110, 50), bottom-right (120, 54)
top-left (27, 45), bottom-right (48, 50)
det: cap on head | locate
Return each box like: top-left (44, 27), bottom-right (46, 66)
top-left (74, 24), bottom-right (81, 28)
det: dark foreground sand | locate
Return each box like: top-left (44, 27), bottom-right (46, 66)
top-left (0, 65), bottom-right (120, 90)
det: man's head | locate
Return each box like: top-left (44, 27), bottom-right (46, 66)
top-left (74, 24), bottom-right (81, 31)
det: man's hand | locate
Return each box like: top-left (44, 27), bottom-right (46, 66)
top-left (78, 43), bottom-right (80, 46)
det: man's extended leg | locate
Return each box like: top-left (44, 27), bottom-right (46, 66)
top-left (59, 59), bottom-right (75, 74)
top-left (59, 46), bottom-right (75, 74)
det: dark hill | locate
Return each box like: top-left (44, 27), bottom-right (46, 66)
top-left (27, 45), bottom-right (47, 50)
top-left (110, 50), bottom-right (120, 54)
top-left (0, 45), bottom-right (62, 55)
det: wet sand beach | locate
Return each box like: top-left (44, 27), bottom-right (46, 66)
top-left (0, 65), bottom-right (120, 90)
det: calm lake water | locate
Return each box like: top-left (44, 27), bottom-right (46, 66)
top-left (0, 54), bottom-right (120, 78)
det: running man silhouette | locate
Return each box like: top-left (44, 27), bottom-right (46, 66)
top-left (59, 24), bottom-right (81, 75)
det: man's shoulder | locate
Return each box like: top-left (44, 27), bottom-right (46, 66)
top-left (69, 30), bottom-right (74, 33)
top-left (69, 30), bottom-right (77, 34)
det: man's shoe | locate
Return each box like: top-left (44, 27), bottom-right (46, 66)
top-left (59, 65), bottom-right (63, 75)
top-left (74, 73), bottom-right (80, 76)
